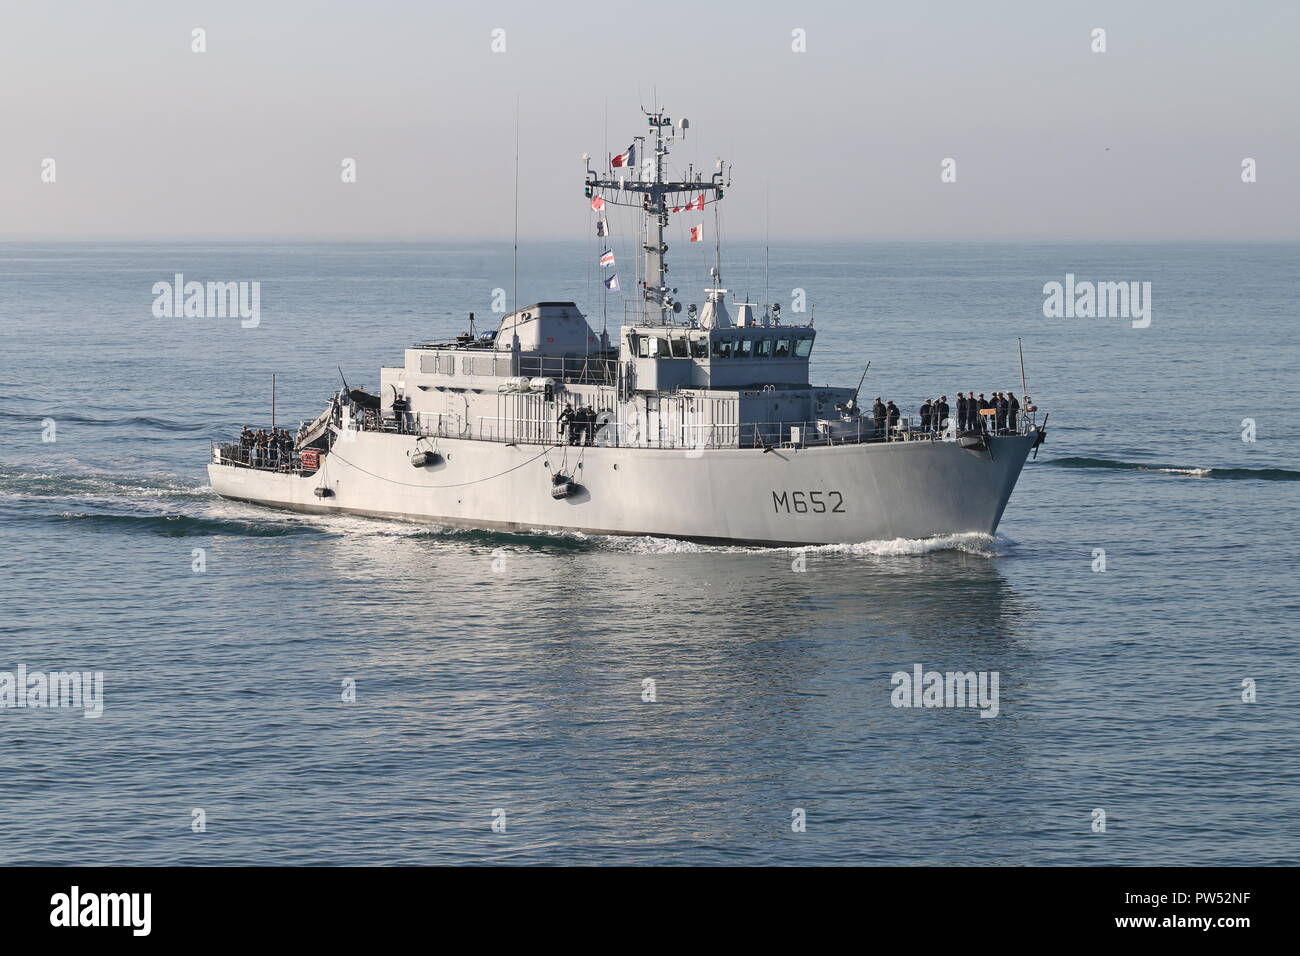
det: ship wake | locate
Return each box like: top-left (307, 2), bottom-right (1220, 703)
top-left (1043, 456), bottom-right (1300, 481)
top-left (576, 530), bottom-right (1010, 557)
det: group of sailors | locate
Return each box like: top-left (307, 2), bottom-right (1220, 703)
top-left (953, 391), bottom-right (1027, 434)
top-left (238, 425), bottom-right (295, 467)
top-left (870, 391), bottom-right (1031, 438)
top-left (870, 398), bottom-right (902, 434)
top-left (558, 403), bottom-right (601, 445)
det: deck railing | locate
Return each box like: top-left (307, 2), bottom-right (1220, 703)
top-left (214, 408), bottom-right (1040, 470)
top-left (211, 442), bottom-right (315, 474)
top-left (336, 409), bottom-right (1040, 451)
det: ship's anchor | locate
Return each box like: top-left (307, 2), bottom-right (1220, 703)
top-left (1031, 414), bottom-right (1049, 460)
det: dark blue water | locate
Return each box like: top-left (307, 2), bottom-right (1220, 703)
top-left (1, 240), bottom-right (1296, 864)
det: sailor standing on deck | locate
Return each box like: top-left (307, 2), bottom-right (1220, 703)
top-left (919, 398), bottom-right (933, 433)
top-left (572, 405), bottom-right (589, 446)
top-left (872, 398), bottom-right (886, 437)
top-left (886, 400), bottom-right (900, 438)
top-left (995, 392), bottom-right (1008, 433)
top-left (956, 393), bottom-right (968, 431)
top-left (936, 396), bottom-right (950, 435)
top-left (1007, 392), bottom-right (1020, 432)
top-left (558, 403), bottom-right (575, 444)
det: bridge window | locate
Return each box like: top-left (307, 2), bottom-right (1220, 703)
top-left (670, 335), bottom-right (688, 358)
top-left (774, 338), bottom-right (791, 358)
top-left (691, 336), bottom-right (708, 358)
top-left (638, 336), bottom-right (670, 358)
top-left (736, 338), bottom-right (754, 358)
top-left (711, 338), bottom-right (733, 359)
top-left (795, 339), bottom-right (813, 357)
top-left (757, 338), bottom-right (773, 357)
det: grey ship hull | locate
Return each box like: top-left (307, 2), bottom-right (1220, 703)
top-left (208, 430), bottom-right (1035, 546)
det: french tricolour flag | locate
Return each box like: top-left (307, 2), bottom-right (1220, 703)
top-left (611, 144), bottom-right (636, 168)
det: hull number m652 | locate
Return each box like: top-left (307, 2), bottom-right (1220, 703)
top-left (773, 491), bottom-right (845, 514)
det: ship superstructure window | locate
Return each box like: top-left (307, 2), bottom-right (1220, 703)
top-left (757, 337), bottom-right (773, 357)
top-left (637, 336), bottom-right (664, 358)
top-left (774, 338), bottom-right (792, 358)
top-left (795, 338), bottom-right (813, 358)
top-left (670, 336), bottom-right (689, 358)
top-left (712, 338), bottom-right (733, 359)
top-left (691, 336), bottom-right (708, 358)
top-left (736, 338), bottom-right (754, 358)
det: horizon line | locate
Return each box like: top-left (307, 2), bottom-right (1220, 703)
top-left (1, 234), bottom-right (1297, 245)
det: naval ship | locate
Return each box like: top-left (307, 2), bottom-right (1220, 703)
top-left (209, 108), bottom-right (1046, 546)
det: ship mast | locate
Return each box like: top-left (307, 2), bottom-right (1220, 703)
top-left (585, 107), bottom-right (729, 325)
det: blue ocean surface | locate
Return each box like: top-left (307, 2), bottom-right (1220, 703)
top-left (0, 240), bottom-right (1296, 865)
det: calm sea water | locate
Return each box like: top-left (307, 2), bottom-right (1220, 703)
top-left (1, 240), bottom-right (1296, 865)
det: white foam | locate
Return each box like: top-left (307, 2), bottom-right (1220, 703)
top-left (197, 498), bottom-right (1012, 557)
top-left (0, 467), bottom-right (209, 500)
top-left (574, 530), bottom-right (1010, 557)
top-left (809, 531), bottom-right (1009, 557)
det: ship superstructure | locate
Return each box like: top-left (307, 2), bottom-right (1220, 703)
top-left (209, 108), bottom-right (1045, 545)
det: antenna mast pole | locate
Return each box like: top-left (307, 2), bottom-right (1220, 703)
top-left (512, 98), bottom-right (520, 317)
top-left (764, 181), bottom-right (770, 319)
top-left (713, 196), bottom-right (722, 286)
top-left (583, 107), bottom-right (727, 327)
top-left (1018, 338), bottom-right (1028, 395)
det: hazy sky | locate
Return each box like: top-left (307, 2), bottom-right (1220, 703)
top-left (2, 0), bottom-right (1297, 240)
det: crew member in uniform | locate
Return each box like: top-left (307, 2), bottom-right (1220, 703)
top-left (919, 398), bottom-right (932, 433)
top-left (935, 396), bottom-right (950, 434)
top-left (995, 392), bottom-right (1008, 433)
top-left (872, 398), bottom-right (886, 437)
top-left (885, 400), bottom-right (900, 437)
top-left (558, 404), bottom-right (575, 444)
top-left (1007, 392), bottom-right (1020, 432)
top-left (956, 393), bottom-right (968, 431)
